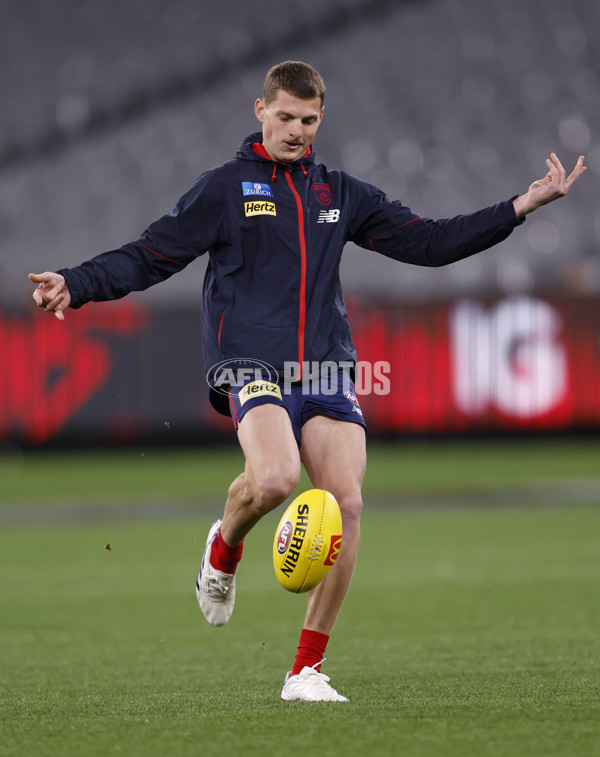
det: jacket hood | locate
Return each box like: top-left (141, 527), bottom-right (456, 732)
top-left (236, 132), bottom-right (316, 169)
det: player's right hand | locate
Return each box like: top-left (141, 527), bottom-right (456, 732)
top-left (28, 271), bottom-right (71, 321)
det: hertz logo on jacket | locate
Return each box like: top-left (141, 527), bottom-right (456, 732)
top-left (244, 200), bottom-right (276, 217)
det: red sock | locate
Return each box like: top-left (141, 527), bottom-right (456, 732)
top-left (209, 527), bottom-right (243, 574)
top-left (291, 628), bottom-right (330, 675)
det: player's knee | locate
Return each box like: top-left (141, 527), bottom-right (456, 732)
top-left (337, 492), bottom-right (363, 531)
top-left (253, 465), bottom-right (300, 513)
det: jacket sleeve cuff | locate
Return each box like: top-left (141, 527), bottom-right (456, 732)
top-left (57, 267), bottom-right (85, 309)
top-left (508, 195), bottom-right (526, 225)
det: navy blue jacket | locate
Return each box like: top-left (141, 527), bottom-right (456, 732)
top-left (60, 132), bottom-right (523, 415)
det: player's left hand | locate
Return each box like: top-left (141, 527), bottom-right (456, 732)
top-left (513, 153), bottom-right (587, 218)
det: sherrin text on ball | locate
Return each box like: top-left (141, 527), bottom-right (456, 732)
top-left (273, 489), bottom-right (343, 593)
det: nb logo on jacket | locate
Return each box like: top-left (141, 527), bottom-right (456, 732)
top-left (317, 209), bottom-right (340, 223)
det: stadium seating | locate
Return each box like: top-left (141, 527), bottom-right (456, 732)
top-left (1, 0), bottom-right (598, 306)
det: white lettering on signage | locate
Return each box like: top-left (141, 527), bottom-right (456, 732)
top-left (450, 297), bottom-right (567, 418)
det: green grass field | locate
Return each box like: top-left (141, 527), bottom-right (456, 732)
top-left (1, 439), bottom-right (599, 757)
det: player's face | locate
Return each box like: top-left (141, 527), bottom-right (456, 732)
top-left (255, 89), bottom-right (324, 163)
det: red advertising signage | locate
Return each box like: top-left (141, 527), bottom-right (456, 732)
top-left (351, 295), bottom-right (600, 433)
top-left (1, 295), bottom-right (599, 445)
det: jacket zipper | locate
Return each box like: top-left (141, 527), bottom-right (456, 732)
top-left (283, 167), bottom-right (307, 380)
top-left (217, 309), bottom-right (225, 348)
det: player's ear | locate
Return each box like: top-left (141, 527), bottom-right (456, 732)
top-left (255, 98), bottom-right (266, 122)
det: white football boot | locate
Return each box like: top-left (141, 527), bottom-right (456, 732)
top-left (195, 519), bottom-right (236, 626)
top-left (281, 660), bottom-right (348, 702)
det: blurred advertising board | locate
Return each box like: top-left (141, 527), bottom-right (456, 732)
top-left (1, 294), bottom-right (599, 446)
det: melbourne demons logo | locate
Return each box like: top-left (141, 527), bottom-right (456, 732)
top-left (323, 535), bottom-right (342, 566)
top-left (312, 183), bottom-right (332, 206)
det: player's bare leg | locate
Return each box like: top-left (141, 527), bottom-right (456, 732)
top-left (299, 415), bottom-right (366, 634)
top-left (196, 403), bottom-right (300, 625)
top-left (221, 403), bottom-right (301, 545)
top-left (280, 414), bottom-right (365, 701)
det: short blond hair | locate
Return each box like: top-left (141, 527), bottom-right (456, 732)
top-left (262, 61), bottom-right (326, 106)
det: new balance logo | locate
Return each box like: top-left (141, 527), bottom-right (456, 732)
top-left (317, 209), bottom-right (340, 223)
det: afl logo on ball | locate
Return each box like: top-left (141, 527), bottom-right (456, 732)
top-left (276, 521), bottom-right (293, 554)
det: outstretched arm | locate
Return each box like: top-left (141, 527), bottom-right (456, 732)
top-left (28, 271), bottom-right (71, 320)
top-left (512, 153), bottom-right (587, 218)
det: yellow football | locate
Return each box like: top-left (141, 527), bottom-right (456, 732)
top-left (273, 489), bottom-right (343, 593)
